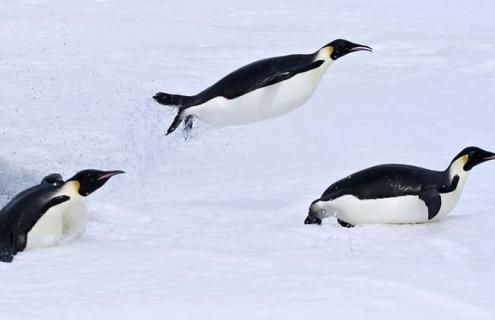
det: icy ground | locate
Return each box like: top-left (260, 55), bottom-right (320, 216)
top-left (1, 0), bottom-right (495, 318)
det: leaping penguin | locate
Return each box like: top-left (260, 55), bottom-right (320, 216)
top-left (153, 39), bottom-right (372, 135)
top-left (0, 169), bottom-right (123, 262)
top-left (304, 147), bottom-right (495, 228)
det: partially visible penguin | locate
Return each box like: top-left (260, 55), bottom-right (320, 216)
top-left (304, 147), bottom-right (495, 227)
top-left (0, 169), bottom-right (124, 262)
top-left (153, 39), bottom-right (372, 135)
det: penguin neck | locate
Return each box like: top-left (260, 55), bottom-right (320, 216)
top-left (314, 48), bottom-right (334, 66)
top-left (307, 49), bottom-right (333, 83)
top-left (58, 181), bottom-right (83, 200)
top-left (445, 157), bottom-right (469, 190)
top-left (313, 199), bottom-right (336, 218)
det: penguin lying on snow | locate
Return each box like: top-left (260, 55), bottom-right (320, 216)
top-left (0, 169), bottom-right (124, 262)
top-left (153, 39), bottom-right (371, 135)
top-left (304, 147), bottom-right (495, 227)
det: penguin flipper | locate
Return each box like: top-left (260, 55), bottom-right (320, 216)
top-left (24, 195), bottom-right (71, 233)
top-left (419, 189), bottom-right (441, 220)
top-left (248, 60), bottom-right (325, 92)
top-left (439, 175), bottom-right (460, 193)
top-left (39, 195), bottom-right (71, 218)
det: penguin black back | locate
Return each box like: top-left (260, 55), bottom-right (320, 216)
top-left (321, 146), bottom-right (495, 202)
top-left (320, 164), bottom-right (454, 201)
top-left (194, 53), bottom-right (321, 102)
top-left (154, 53), bottom-right (319, 109)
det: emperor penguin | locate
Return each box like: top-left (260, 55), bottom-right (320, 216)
top-left (0, 169), bottom-right (123, 262)
top-left (304, 147), bottom-right (495, 227)
top-left (153, 39), bottom-right (372, 135)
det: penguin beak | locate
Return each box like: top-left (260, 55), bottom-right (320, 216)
top-left (483, 154), bottom-right (495, 161)
top-left (97, 170), bottom-right (125, 181)
top-left (304, 210), bottom-right (322, 225)
top-left (304, 215), bottom-right (322, 225)
top-left (349, 44), bottom-right (372, 53)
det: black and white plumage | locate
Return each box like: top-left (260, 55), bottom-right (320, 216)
top-left (153, 39), bottom-right (371, 135)
top-left (0, 169), bottom-right (123, 262)
top-left (304, 147), bottom-right (495, 227)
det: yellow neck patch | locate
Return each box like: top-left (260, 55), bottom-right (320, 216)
top-left (325, 46), bottom-right (334, 57)
top-left (70, 180), bottom-right (81, 193)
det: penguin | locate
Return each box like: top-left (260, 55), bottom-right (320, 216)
top-left (0, 169), bottom-right (124, 262)
top-left (304, 147), bottom-right (495, 228)
top-left (153, 39), bottom-right (372, 135)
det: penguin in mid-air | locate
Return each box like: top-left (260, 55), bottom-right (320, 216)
top-left (0, 169), bottom-right (124, 262)
top-left (304, 147), bottom-right (495, 228)
top-left (153, 39), bottom-right (372, 135)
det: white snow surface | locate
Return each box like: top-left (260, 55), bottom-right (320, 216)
top-left (1, 0), bottom-right (495, 318)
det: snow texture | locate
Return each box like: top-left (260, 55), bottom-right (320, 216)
top-left (1, 0), bottom-right (495, 319)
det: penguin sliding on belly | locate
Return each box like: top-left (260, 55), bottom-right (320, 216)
top-left (0, 169), bottom-right (123, 262)
top-left (153, 39), bottom-right (371, 135)
top-left (304, 147), bottom-right (495, 228)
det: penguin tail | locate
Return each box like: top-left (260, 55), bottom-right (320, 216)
top-left (166, 109), bottom-right (186, 135)
top-left (153, 92), bottom-right (194, 107)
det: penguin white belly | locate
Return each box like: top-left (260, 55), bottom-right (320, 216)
top-left (333, 187), bottom-right (466, 225)
top-left (188, 63), bottom-right (330, 127)
top-left (26, 204), bottom-right (65, 249)
top-left (332, 195), bottom-right (429, 225)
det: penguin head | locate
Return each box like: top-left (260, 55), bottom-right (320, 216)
top-left (67, 169), bottom-right (125, 196)
top-left (41, 173), bottom-right (64, 186)
top-left (451, 147), bottom-right (495, 171)
top-left (322, 39), bottom-right (372, 60)
top-left (304, 199), bottom-right (331, 225)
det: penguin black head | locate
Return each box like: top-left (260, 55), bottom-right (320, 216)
top-left (304, 200), bottom-right (324, 225)
top-left (323, 39), bottom-right (372, 60)
top-left (67, 169), bottom-right (125, 196)
top-left (451, 147), bottom-right (495, 171)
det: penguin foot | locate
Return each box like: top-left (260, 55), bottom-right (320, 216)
top-left (182, 115), bottom-right (195, 140)
top-left (337, 219), bottom-right (355, 228)
top-left (184, 115), bottom-right (194, 131)
top-left (304, 215), bottom-right (322, 225)
top-left (0, 247), bottom-right (14, 263)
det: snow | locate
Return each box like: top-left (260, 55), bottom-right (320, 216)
top-left (1, 0), bottom-right (495, 318)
